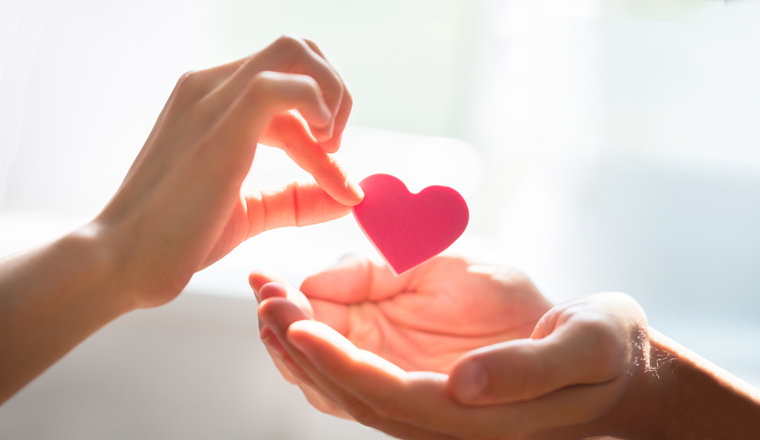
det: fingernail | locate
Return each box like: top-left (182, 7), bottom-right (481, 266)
top-left (453, 361), bottom-right (488, 402)
top-left (346, 177), bottom-right (364, 200)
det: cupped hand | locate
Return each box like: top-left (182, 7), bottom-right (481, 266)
top-left (253, 256), bottom-right (660, 440)
top-left (252, 254), bottom-right (552, 372)
top-left (91, 35), bottom-right (362, 308)
top-left (250, 255), bottom-right (552, 430)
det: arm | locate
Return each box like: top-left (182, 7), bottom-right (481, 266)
top-left (0, 35), bottom-right (360, 405)
top-left (446, 296), bottom-right (760, 439)
top-left (641, 329), bottom-right (760, 439)
top-left (0, 229), bottom-right (124, 404)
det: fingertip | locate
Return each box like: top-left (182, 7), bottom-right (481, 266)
top-left (346, 177), bottom-right (364, 202)
top-left (299, 253), bottom-right (383, 304)
top-left (329, 192), bottom-right (362, 208)
top-left (299, 255), bottom-right (359, 298)
top-left (249, 269), bottom-right (274, 291)
top-left (319, 133), bottom-right (342, 154)
top-left (308, 111), bottom-right (334, 141)
top-left (320, 174), bottom-right (363, 207)
top-left (298, 275), bottom-right (321, 299)
top-left (249, 272), bottom-right (264, 301)
top-left (324, 181), bottom-right (363, 207)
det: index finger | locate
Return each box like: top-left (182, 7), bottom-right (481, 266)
top-left (263, 111), bottom-right (364, 206)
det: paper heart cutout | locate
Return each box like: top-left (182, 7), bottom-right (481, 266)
top-left (352, 174), bottom-right (469, 276)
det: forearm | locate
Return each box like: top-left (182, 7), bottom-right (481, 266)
top-left (645, 328), bottom-right (760, 439)
top-left (0, 225), bottom-right (131, 404)
top-left (566, 327), bottom-right (760, 440)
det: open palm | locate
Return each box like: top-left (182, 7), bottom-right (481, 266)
top-left (251, 254), bottom-right (553, 421)
top-left (296, 254), bottom-right (553, 374)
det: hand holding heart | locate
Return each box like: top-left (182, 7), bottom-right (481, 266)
top-left (252, 256), bottom-right (659, 440)
top-left (0, 36), bottom-right (365, 406)
top-left (95, 35), bottom-right (362, 308)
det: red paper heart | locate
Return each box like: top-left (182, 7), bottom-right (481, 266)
top-left (352, 174), bottom-right (469, 276)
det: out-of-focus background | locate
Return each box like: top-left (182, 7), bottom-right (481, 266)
top-left (1, 0), bottom-right (759, 438)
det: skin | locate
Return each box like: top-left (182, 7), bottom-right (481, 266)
top-left (0, 35), bottom-right (362, 405)
top-left (253, 254), bottom-right (760, 440)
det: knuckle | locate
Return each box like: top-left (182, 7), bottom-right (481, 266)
top-left (247, 72), bottom-right (275, 100)
top-left (273, 34), bottom-right (306, 56)
top-left (579, 319), bottom-right (626, 376)
top-left (301, 36), bottom-right (318, 49)
top-left (297, 74), bottom-right (321, 95)
top-left (343, 90), bottom-right (353, 110)
top-left (174, 69), bottom-right (198, 93)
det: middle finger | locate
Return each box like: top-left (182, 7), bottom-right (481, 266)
top-left (199, 35), bottom-right (345, 142)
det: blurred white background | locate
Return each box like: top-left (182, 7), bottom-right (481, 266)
top-left (2, 0), bottom-right (760, 438)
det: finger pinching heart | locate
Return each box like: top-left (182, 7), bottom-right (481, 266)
top-left (352, 174), bottom-right (469, 276)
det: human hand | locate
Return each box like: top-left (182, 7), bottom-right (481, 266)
top-left (253, 256), bottom-right (659, 439)
top-left (446, 292), bottom-right (656, 439)
top-left (250, 255), bottom-right (554, 430)
top-left (90, 35), bottom-right (361, 309)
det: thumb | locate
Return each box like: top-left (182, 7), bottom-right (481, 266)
top-left (449, 318), bottom-right (621, 405)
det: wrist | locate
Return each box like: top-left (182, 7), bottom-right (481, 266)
top-left (587, 326), bottom-right (671, 440)
top-left (59, 222), bottom-right (137, 315)
top-left (649, 329), bottom-right (760, 439)
top-left (89, 213), bottom-right (190, 308)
